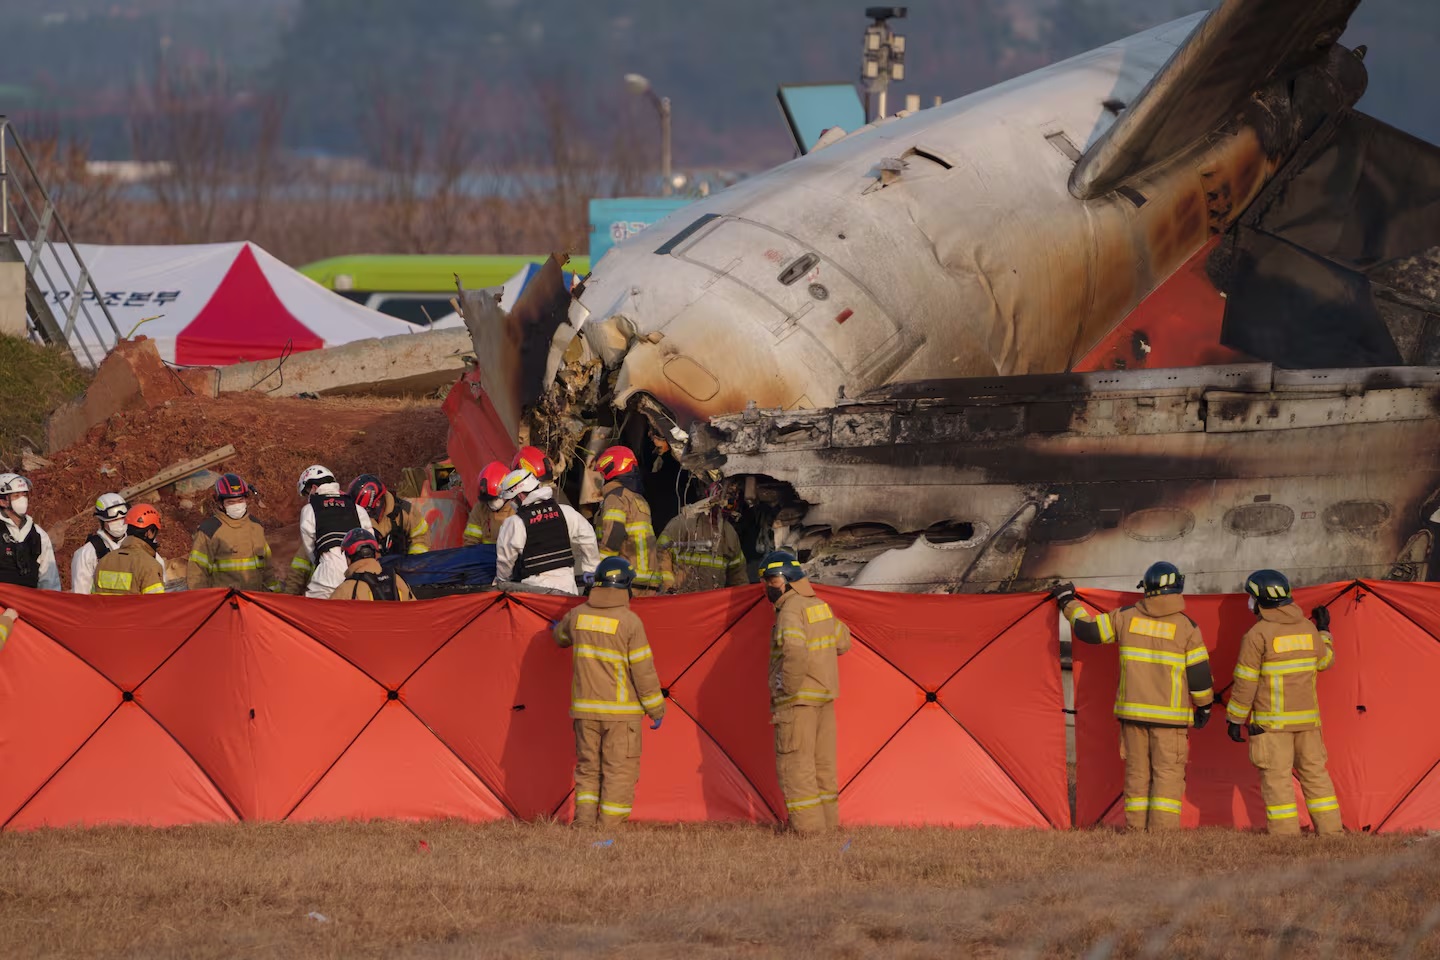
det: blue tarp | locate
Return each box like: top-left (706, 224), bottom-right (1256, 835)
top-left (381, 544), bottom-right (496, 591)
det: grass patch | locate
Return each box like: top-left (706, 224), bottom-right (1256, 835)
top-left (0, 334), bottom-right (90, 469)
top-left (0, 822), bottom-right (1437, 958)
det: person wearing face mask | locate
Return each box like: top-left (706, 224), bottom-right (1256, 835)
top-left (1052, 562), bottom-right (1214, 831)
top-left (1226, 569), bottom-right (1342, 836)
top-left (762, 549), bottom-right (851, 833)
top-left (0, 474), bottom-right (60, 592)
top-left (94, 504), bottom-right (165, 595)
top-left (592, 446), bottom-right (662, 595)
top-left (495, 468), bottom-right (598, 594)
top-left (284, 464), bottom-right (372, 598)
top-left (187, 474), bottom-right (274, 591)
top-left (71, 493), bottom-right (129, 595)
top-left (462, 461), bottom-right (514, 546)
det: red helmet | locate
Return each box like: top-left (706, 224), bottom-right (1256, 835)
top-left (214, 473), bottom-right (251, 501)
top-left (347, 474), bottom-right (386, 513)
top-left (594, 445), bottom-right (638, 482)
top-left (511, 445), bottom-right (555, 483)
top-left (125, 503), bottom-right (162, 532)
top-left (341, 527), bottom-right (381, 560)
top-left (477, 460), bottom-right (510, 500)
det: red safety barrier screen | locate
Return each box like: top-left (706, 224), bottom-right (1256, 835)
top-left (1073, 580), bottom-right (1440, 833)
top-left (0, 584), bottom-right (1066, 831)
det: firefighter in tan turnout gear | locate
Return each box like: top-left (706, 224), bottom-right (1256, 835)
top-left (1226, 569), bottom-right (1342, 836)
top-left (592, 446), bottom-right (662, 594)
top-left (763, 550), bottom-right (851, 833)
top-left (462, 461), bottom-right (514, 546)
top-left (657, 484), bottom-right (749, 593)
top-left (94, 504), bottom-right (167, 596)
top-left (328, 529), bottom-right (416, 601)
top-left (1053, 561), bottom-right (1214, 830)
top-left (552, 557), bottom-right (664, 827)
top-left (187, 473), bottom-right (273, 591)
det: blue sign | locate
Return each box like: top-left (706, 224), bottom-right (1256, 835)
top-left (589, 197), bottom-right (694, 265)
top-left (777, 83), bottom-right (867, 154)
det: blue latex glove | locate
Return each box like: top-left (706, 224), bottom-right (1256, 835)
top-left (650, 716), bottom-right (663, 731)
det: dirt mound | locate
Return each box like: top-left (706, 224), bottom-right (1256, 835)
top-left (29, 391), bottom-right (449, 588)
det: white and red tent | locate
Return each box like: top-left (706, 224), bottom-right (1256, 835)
top-left (30, 242), bottom-right (415, 366)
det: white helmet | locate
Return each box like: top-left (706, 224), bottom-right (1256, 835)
top-left (499, 468), bottom-right (539, 502)
top-left (297, 464), bottom-right (335, 496)
top-left (94, 492), bottom-right (128, 521)
top-left (0, 474), bottom-right (31, 497)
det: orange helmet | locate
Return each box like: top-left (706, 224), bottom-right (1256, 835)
top-left (477, 460), bottom-right (510, 500)
top-left (594, 445), bottom-right (638, 482)
top-left (511, 445), bottom-right (555, 483)
top-left (125, 503), bottom-right (161, 532)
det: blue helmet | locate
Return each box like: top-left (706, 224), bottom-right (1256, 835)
top-left (1139, 561), bottom-right (1184, 596)
top-left (1244, 569), bottom-right (1292, 608)
top-left (594, 557), bottom-right (635, 589)
top-left (760, 550), bottom-right (805, 582)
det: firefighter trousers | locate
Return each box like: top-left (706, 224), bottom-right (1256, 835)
top-left (1249, 728), bottom-right (1343, 836)
top-left (1119, 721), bottom-right (1188, 831)
top-left (572, 718), bottom-right (643, 828)
top-left (773, 702), bottom-right (839, 833)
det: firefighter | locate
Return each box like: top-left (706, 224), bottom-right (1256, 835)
top-left (495, 469), bottom-right (598, 594)
top-left (187, 474), bottom-right (273, 591)
top-left (552, 556), bottom-right (664, 827)
top-left (656, 484), bottom-right (748, 593)
top-left (349, 474), bottom-right (429, 557)
top-left (0, 606), bottom-right (15, 651)
top-left (284, 465), bottom-right (372, 597)
top-left (329, 528), bottom-right (415, 601)
top-left (763, 550), bottom-right (851, 832)
top-left (1052, 561), bottom-right (1214, 831)
top-left (0, 474), bottom-right (60, 591)
top-left (71, 493), bottom-right (129, 595)
top-left (512, 445), bottom-right (557, 486)
top-left (462, 461), bottom-right (514, 546)
top-left (592, 445), bottom-right (661, 594)
top-left (94, 504), bottom-right (166, 595)
top-left (1225, 569), bottom-right (1342, 836)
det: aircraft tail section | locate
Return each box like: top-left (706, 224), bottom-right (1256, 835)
top-left (1071, 0), bottom-right (1363, 200)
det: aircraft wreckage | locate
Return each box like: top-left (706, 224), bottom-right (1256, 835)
top-left (454, 0), bottom-right (1440, 594)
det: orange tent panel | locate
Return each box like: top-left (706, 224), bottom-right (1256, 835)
top-left (0, 618), bottom-right (120, 826)
top-left (8, 703), bottom-right (237, 829)
top-left (629, 704), bottom-right (776, 823)
top-left (289, 701), bottom-right (510, 823)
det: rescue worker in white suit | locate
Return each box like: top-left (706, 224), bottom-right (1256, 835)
top-left (284, 464), bottom-right (373, 598)
top-left (494, 468), bottom-right (598, 595)
top-left (0, 474), bottom-right (60, 591)
top-left (71, 492), bottom-right (130, 595)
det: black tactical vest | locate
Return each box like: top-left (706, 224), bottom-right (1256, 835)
top-left (379, 499), bottom-right (413, 556)
top-left (86, 532), bottom-right (114, 564)
top-left (0, 522), bottom-right (42, 588)
top-left (347, 570), bottom-right (399, 601)
top-left (515, 499), bottom-right (573, 579)
top-left (310, 493), bottom-right (356, 559)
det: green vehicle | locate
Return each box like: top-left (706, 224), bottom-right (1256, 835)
top-left (299, 254), bottom-right (591, 327)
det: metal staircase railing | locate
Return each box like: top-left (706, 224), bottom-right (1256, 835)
top-left (0, 115), bottom-right (122, 366)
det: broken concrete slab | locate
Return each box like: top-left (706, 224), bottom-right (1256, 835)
top-left (213, 327), bottom-right (472, 398)
top-left (44, 337), bottom-right (216, 452)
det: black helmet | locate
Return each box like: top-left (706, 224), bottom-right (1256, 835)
top-left (1139, 561), bottom-right (1184, 596)
top-left (1244, 569), bottom-right (1292, 608)
top-left (341, 527), bottom-right (381, 561)
top-left (760, 550), bottom-right (805, 582)
top-left (594, 557), bottom-right (635, 588)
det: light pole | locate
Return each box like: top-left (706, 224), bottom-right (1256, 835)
top-left (860, 7), bottom-right (907, 122)
top-left (625, 73), bottom-right (673, 197)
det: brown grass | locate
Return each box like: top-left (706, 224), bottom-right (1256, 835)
top-left (1, 823), bottom-right (1437, 959)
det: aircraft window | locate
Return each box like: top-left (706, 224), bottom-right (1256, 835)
top-left (924, 520), bottom-right (977, 545)
top-left (1123, 507), bottom-right (1195, 542)
top-left (1223, 503), bottom-right (1294, 538)
top-left (778, 253), bottom-right (820, 286)
top-left (654, 213), bottom-right (721, 255)
top-left (1323, 500), bottom-right (1391, 533)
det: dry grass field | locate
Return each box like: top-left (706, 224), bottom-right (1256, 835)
top-left (1, 823), bottom-right (1438, 959)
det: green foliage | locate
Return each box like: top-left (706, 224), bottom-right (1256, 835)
top-left (0, 335), bottom-right (91, 468)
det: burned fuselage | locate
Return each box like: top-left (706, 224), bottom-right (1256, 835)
top-left (680, 365), bottom-right (1440, 593)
